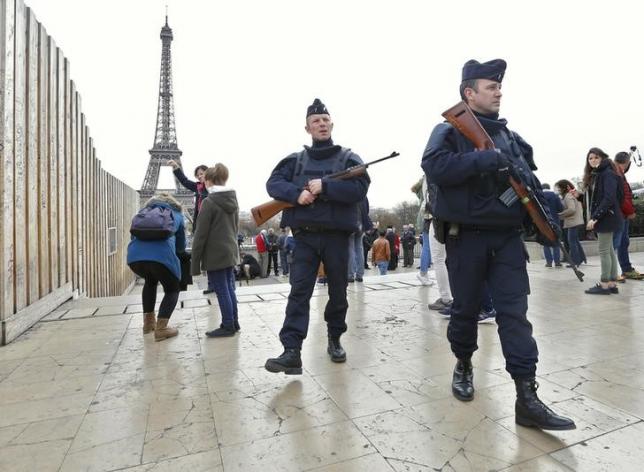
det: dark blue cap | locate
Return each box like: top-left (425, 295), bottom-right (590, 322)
top-left (306, 98), bottom-right (329, 117)
top-left (462, 59), bottom-right (506, 82)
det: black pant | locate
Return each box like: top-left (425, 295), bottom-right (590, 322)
top-left (280, 231), bottom-right (350, 349)
top-left (267, 251), bottom-right (279, 275)
top-left (129, 261), bottom-right (180, 319)
top-left (363, 245), bottom-right (371, 268)
top-left (445, 229), bottom-right (537, 379)
top-left (403, 246), bottom-right (414, 267)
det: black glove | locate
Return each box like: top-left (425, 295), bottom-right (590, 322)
top-left (497, 152), bottom-right (510, 169)
top-left (496, 152), bottom-right (521, 182)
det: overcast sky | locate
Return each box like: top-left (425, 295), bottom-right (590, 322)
top-left (24, 0), bottom-right (644, 211)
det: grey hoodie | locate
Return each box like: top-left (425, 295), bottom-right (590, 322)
top-left (191, 186), bottom-right (240, 273)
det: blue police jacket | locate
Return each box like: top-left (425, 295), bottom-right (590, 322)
top-left (543, 190), bottom-right (563, 228)
top-left (421, 113), bottom-right (550, 227)
top-left (127, 199), bottom-right (186, 280)
top-left (266, 142), bottom-right (370, 232)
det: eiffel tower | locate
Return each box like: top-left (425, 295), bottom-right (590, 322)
top-left (139, 15), bottom-right (193, 214)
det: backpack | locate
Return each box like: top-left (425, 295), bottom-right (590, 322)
top-left (130, 205), bottom-right (175, 240)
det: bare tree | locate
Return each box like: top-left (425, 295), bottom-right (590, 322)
top-left (393, 200), bottom-right (420, 228)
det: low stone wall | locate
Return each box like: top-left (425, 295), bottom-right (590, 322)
top-left (525, 237), bottom-right (644, 261)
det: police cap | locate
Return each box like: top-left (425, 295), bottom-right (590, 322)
top-left (306, 98), bottom-right (329, 118)
top-left (462, 59), bottom-right (506, 83)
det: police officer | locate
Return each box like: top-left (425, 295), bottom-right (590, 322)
top-left (422, 59), bottom-right (576, 430)
top-left (264, 99), bottom-right (370, 374)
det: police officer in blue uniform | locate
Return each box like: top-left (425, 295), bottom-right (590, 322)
top-left (422, 59), bottom-right (576, 430)
top-left (264, 99), bottom-right (370, 374)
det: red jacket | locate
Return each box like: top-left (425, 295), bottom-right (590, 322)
top-left (255, 233), bottom-right (267, 253)
top-left (618, 171), bottom-right (635, 217)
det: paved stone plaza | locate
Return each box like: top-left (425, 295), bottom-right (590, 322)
top-left (0, 254), bottom-right (643, 471)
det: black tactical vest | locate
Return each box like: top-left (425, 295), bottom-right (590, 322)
top-left (292, 148), bottom-right (351, 187)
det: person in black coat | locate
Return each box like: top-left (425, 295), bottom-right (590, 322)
top-left (582, 148), bottom-right (623, 294)
top-left (385, 227), bottom-right (398, 270)
top-left (541, 184), bottom-right (564, 267)
top-left (236, 252), bottom-right (261, 281)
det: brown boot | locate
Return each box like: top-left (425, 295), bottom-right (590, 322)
top-left (155, 318), bottom-right (178, 341)
top-left (143, 312), bottom-right (156, 334)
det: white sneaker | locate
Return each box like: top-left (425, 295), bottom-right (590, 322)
top-left (416, 273), bottom-right (434, 286)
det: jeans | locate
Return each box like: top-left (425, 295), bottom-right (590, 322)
top-left (129, 261), bottom-right (180, 319)
top-left (597, 232), bottom-right (619, 282)
top-left (567, 225), bottom-right (586, 266)
top-left (419, 230), bottom-right (432, 274)
top-left (347, 231), bottom-right (365, 278)
top-left (376, 261), bottom-right (388, 275)
top-left (542, 246), bottom-right (561, 265)
top-left (612, 219), bottom-right (634, 273)
top-left (207, 267), bottom-right (239, 327)
top-left (279, 250), bottom-right (289, 275)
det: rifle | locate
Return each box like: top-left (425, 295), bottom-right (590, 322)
top-left (441, 101), bottom-right (584, 282)
top-left (251, 151), bottom-right (399, 226)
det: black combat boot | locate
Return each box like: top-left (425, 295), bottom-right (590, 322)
top-left (452, 358), bottom-right (474, 401)
top-left (264, 349), bottom-right (302, 375)
top-left (327, 336), bottom-right (347, 363)
top-left (515, 378), bottom-right (576, 430)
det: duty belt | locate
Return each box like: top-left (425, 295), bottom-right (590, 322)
top-left (294, 226), bottom-right (348, 235)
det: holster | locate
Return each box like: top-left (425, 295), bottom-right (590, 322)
top-left (433, 218), bottom-right (447, 244)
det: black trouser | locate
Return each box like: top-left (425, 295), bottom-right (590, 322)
top-left (280, 230), bottom-right (350, 349)
top-left (403, 246), bottom-right (414, 267)
top-left (129, 261), bottom-right (180, 319)
top-left (267, 251), bottom-right (279, 275)
top-left (445, 229), bottom-right (538, 379)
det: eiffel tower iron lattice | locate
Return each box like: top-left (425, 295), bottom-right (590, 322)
top-left (139, 15), bottom-right (193, 214)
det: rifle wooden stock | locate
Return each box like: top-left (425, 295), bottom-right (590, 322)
top-left (442, 101), bottom-right (495, 151)
top-left (251, 151), bottom-right (399, 226)
top-left (441, 101), bottom-right (584, 281)
top-left (251, 200), bottom-right (295, 227)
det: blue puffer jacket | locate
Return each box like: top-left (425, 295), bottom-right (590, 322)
top-left (127, 196), bottom-right (186, 280)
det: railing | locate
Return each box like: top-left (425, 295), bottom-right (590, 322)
top-left (0, 0), bottom-right (138, 344)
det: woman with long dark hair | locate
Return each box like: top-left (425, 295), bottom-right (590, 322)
top-left (555, 179), bottom-right (586, 266)
top-left (168, 160), bottom-right (209, 230)
top-left (581, 148), bottom-right (623, 294)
